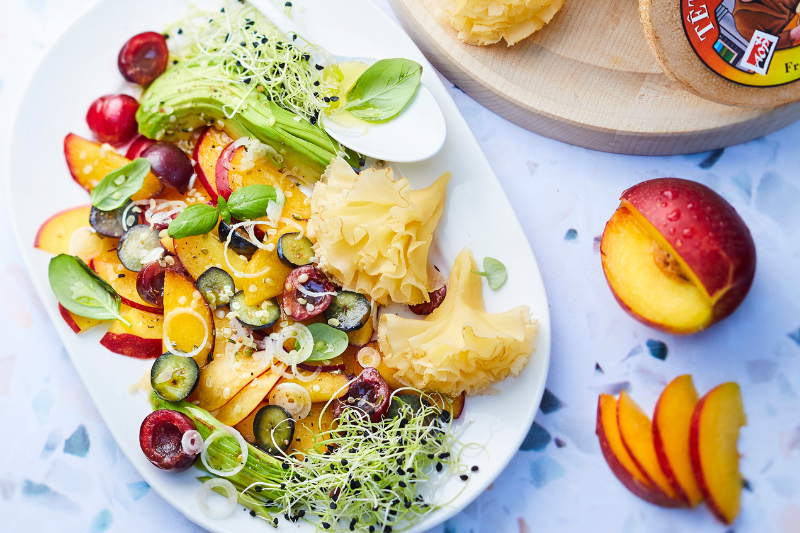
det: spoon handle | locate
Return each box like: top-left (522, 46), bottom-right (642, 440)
top-left (247, 0), bottom-right (300, 37)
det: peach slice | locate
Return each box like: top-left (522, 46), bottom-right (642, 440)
top-left (690, 383), bottom-right (747, 525)
top-left (596, 394), bottom-right (676, 506)
top-left (162, 270), bottom-right (216, 367)
top-left (192, 127), bottom-right (228, 203)
top-left (243, 228), bottom-right (294, 306)
top-left (90, 242), bottom-right (163, 313)
top-left (274, 370), bottom-right (350, 403)
top-left (235, 400), bottom-right (268, 445)
top-left (173, 231), bottom-right (248, 291)
top-left (653, 375), bottom-right (703, 506)
top-left (59, 303), bottom-right (104, 333)
top-left (34, 205), bottom-right (94, 256)
top-left (215, 363), bottom-right (285, 427)
top-left (290, 402), bottom-right (336, 454)
top-left (601, 178), bottom-right (756, 334)
top-left (64, 133), bottom-right (163, 199)
top-left (618, 390), bottom-right (687, 506)
top-left (99, 305), bottom-right (163, 358)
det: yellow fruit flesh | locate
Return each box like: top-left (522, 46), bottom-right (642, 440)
top-left (599, 394), bottom-right (654, 489)
top-left (601, 208), bottom-right (713, 334)
top-left (618, 390), bottom-right (682, 501)
top-left (163, 271), bottom-right (215, 367)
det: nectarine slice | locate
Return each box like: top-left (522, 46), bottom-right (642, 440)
top-left (34, 205), bottom-right (96, 257)
top-left (601, 207), bottom-right (713, 334)
top-left (243, 228), bottom-right (295, 307)
top-left (59, 303), bottom-right (104, 333)
top-left (275, 370), bottom-right (350, 403)
top-left (617, 390), bottom-right (686, 506)
top-left (215, 363), bottom-right (285, 426)
top-left (192, 127), bottom-right (228, 203)
top-left (64, 133), bottom-right (163, 199)
top-left (99, 305), bottom-right (163, 358)
top-left (162, 270), bottom-right (215, 367)
top-left (289, 402), bottom-right (336, 455)
top-left (690, 383), bottom-right (747, 525)
top-left (596, 394), bottom-right (675, 506)
top-left (91, 243), bottom-right (162, 313)
top-left (653, 375), bottom-right (703, 506)
top-left (174, 231), bottom-right (248, 290)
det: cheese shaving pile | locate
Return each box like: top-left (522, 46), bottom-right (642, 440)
top-left (309, 158), bottom-right (450, 306)
top-left (436, 0), bottom-right (565, 46)
top-left (379, 248), bottom-right (537, 396)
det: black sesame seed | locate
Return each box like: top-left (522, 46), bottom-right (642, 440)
top-left (310, 117), bottom-right (317, 125)
top-left (323, 97), bottom-right (330, 103)
top-left (407, 468), bottom-right (415, 473)
top-left (285, 1), bottom-right (293, 5)
top-left (220, 7), bottom-right (225, 12)
top-left (358, 158), bottom-right (366, 167)
top-left (436, 462), bottom-right (443, 472)
top-left (397, 469), bottom-right (405, 475)
top-left (427, 454), bottom-right (434, 459)
top-left (373, 474), bottom-right (381, 482)
top-left (471, 465), bottom-right (479, 472)
top-left (350, 480), bottom-right (361, 489)
top-left (460, 474), bottom-right (469, 481)
top-left (369, 527), bottom-right (375, 533)
top-left (315, 64), bottom-right (324, 70)
top-left (330, 502), bottom-right (337, 510)
top-left (163, 33), bottom-right (170, 39)
top-left (117, 274), bottom-right (126, 279)
top-left (350, 518), bottom-right (357, 531)
top-left (398, 481), bottom-right (406, 488)
top-left (404, 498), bottom-right (411, 509)
top-left (384, 526), bottom-right (393, 532)
top-left (439, 411), bottom-right (451, 423)
top-left (292, 34), bottom-right (298, 41)
top-left (280, 483), bottom-right (286, 489)
top-left (322, 522), bottom-right (330, 529)
top-left (255, 486), bottom-right (262, 492)
top-left (244, 77), bottom-right (251, 84)
top-left (282, 462), bottom-right (290, 470)
top-left (262, 37), bottom-right (268, 44)
top-left (279, 62), bottom-right (285, 68)
top-left (177, 28), bottom-right (183, 34)
top-left (303, 54), bottom-right (310, 61)
top-left (396, 457), bottom-right (403, 465)
top-left (173, 60), bottom-right (178, 64)
top-left (341, 459), bottom-right (349, 466)
top-left (439, 452), bottom-right (451, 459)
top-left (284, 513), bottom-right (290, 521)
top-left (330, 96), bottom-right (340, 102)
top-left (240, 42), bottom-right (246, 47)
top-left (349, 448), bottom-right (357, 453)
top-left (249, 510), bottom-right (256, 517)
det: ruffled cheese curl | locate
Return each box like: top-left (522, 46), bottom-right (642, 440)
top-left (309, 157), bottom-right (450, 306)
top-left (379, 248), bottom-right (537, 396)
top-left (436, 0), bottom-right (565, 46)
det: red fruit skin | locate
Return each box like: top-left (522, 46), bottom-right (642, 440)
top-left (118, 32), bottom-right (169, 86)
top-left (215, 142), bottom-right (241, 201)
top-left (86, 95), bottom-right (140, 147)
top-left (192, 127), bottom-right (219, 204)
top-left (99, 332), bottom-right (161, 358)
top-left (139, 409), bottom-right (199, 472)
top-left (621, 178), bottom-right (756, 324)
top-left (595, 398), bottom-right (679, 508)
top-left (126, 135), bottom-right (156, 160)
top-left (409, 285), bottom-right (447, 315)
top-left (59, 304), bottom-right (81, 334)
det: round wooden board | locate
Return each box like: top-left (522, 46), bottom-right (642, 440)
top-left (387, 0), bottom-right (800, 155)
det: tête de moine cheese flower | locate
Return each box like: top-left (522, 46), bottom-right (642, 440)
top-left (436, 0), bottom-right (565, 46)
top-left (379, 248), bottom-right (537, 397)
top-left (308, 158), bottom-right (450, 306)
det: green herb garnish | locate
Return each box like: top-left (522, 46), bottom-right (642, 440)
top-left (167, 184), bottom-right (277, 239)
top-left (344, 58), bottom-right (423, 122)
top-left (48, 254), bottom-right (130, 326)
top-left (305, 323), bottom-right (349, 361)
top-left (472, 257), bottom-right (507, 290)
top-left (168, 204), bottom-right (220, 239)
top-left (90, 158), bottom-right (150, 211)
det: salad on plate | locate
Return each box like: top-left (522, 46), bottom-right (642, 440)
top-left (34, 1), bottom-right (539, 531)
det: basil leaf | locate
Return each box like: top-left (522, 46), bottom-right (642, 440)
top-left (90, 158), bottom-right (151, 211)
top-left (305, 323), bottom-right (349, 362)
top-left (48, 254), bottom-right (131, 326)
top-left (472, 257), bottom-right (507, 290)
top-left (344, 59), bottom-right (422, 122)
top-left (228, 184), bottom-right (277, 221)
top-left (217, 195), bottom-right (231, 224)
top-left (168, 203), bottom-right (220, 239)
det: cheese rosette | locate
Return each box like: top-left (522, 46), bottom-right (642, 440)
top-left (379, 248), bottom-right (537, 397)
top-left (436, 0), bottom-right (565, 46)
top-left (309, 157), bottom-right (450, 306)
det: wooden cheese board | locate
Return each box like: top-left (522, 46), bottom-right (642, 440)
top-left (387, 0), bottom-right (800, 155)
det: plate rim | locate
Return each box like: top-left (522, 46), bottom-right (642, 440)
top-left (5, 0), bottom-right (551, 531)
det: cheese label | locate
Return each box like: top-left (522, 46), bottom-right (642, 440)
top-left (681, 0), bottom-right (800, 87)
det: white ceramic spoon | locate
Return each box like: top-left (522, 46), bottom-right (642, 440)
top-left (248, 0), bottom-right (447, 162)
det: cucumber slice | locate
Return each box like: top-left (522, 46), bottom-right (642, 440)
top-left (90, 199), bottom-right (137, 238)
top-left (253, 405), bottom-right (295, 455)
top-left (277, 232), bottom-right (315, 267)
top-left (197, 267), bottom-right (235, 310)
top-left (230, 291), bottom-right (280, 330)
top-left (117, 224), bottom-right (164, 272)
top-left (150, 352), bottom-right (200, 402)
top-left (323, 291), bottom-right (371, 332)
top-left (218, 219), bottom-right (258, 258)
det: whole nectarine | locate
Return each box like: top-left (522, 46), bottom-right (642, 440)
top-left (601, 178), bottom-right (756, 334)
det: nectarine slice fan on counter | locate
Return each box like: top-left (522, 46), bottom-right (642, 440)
top-left (596, 394), bottom-right (673, 507)
top-left (601, 178), bottom-right (756, 334)
top-left (617, 390), bottom-right (687, 507)
top-left (690, 383), bottom-right (747, 525)
top-left (653, 375), bottom-right (703, 507)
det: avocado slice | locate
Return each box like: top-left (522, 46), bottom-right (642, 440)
top-left (136, 64), bottom-right (356, 182)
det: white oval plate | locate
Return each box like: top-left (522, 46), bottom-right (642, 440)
top-left (6, 0), bottom-right (551, 532)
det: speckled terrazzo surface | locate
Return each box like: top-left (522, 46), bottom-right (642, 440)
top-left (1, 1), bottom-right (799, 532)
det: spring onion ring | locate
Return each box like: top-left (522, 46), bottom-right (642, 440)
top-left (268, 382), bottom-right (312, 419)
top-left (182, 430), bottom-right (204, 455)
top-left (197, 478), bottom-right (237, 519)
top-left (162, 308), bottom-right (209, 359)
top-left (201, 424), bottom-right (249, 477)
